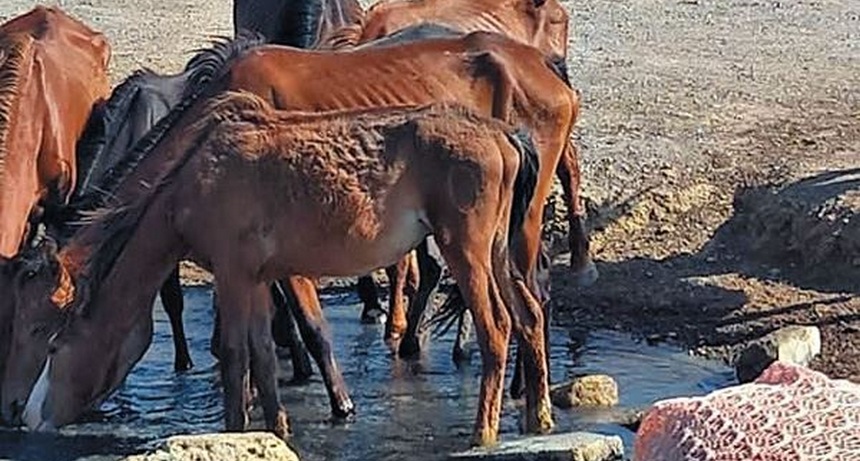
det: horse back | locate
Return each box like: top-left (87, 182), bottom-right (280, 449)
top-left (223, 33), bottom-right (566, 123)
top-left (360, 0), bottom-right (569, 59)
top-left (0, 7), bottom-right (110, 255)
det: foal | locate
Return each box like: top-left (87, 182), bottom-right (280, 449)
top-left (21, 92), bottom-right (550, 446)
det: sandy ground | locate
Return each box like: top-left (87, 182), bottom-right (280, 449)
top-left (1, 0), bottom-right (858, 380)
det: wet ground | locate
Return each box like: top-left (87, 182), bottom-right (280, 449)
top-left (0, 287), bottom-right (733, 460)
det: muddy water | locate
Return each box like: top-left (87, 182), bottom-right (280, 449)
top-left (0, 287), bottom-right (734, 461)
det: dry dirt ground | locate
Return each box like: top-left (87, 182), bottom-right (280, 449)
top-left (1, 0), bottom-right (857, 380)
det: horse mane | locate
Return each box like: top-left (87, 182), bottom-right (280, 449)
top-left (70, 32), bottom-right (265, 211)
top-left (0, 33), bottom-right (33, 174)
top-left (354, 23), bottom-right (462, 50)
top-left (67, 32), bottom-right (265, 220)
top-left (179, 31), bottom-right (264, 98)
top-left (72, 69), bottom-right (153, 204)
top-left (70, 94), bottom-right (229, 315)
top-left (545, 54), bottom-right (572, 89)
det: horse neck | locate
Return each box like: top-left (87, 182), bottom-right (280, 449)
top-left (0, 49), bottom-right (41, 258)
top-left (79, 190), bottom-right (184, 333)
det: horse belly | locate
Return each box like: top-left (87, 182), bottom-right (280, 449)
top-left (274, 209), bottom-right (430, 278)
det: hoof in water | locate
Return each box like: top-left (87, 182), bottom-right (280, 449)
top-left (273, 410), bottom-right (292, 439)
top-left (331, 398), bottom-right (357, 420)
top-left (360, 307), bottom-right (387, 325)
top-left (452, 344), bottom-right (472, 366)
top-left (572, 260), bottom-right (599, 287)
top-left (398, 334), bottom-right (422, 359)
top-left (470, 429), bottom-right (498, 448)
top-left (174, 358), bottom-right (193, 373)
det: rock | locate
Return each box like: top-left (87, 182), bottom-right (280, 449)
top-left (550, 375), bottom-right (619, 408)
top-left (576, 406), bottom-right (647, 432)
top-left (634, 362), bottom-right (860, 461)
top-left (122, 433), bottom-right (300, 461)
top-left (733, 325), bottom-right (821, 383)
top-left (449, 432), bottom-right (624, 461)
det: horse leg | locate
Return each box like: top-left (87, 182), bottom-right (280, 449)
top-left (510, 246), bottom-right (551, 399)
top-left (213, 274), bottom-right (252, 432)
top-left (357, 275), bottom-right (385, 324)
top-left (452, 307), bottom-right (474, 365)
top-left (284, 276), bottom-right (355, 418)
top-left (555, 140), bottom-right (598, 286)
top-left (160, 266), bottom-right (193, 372)
top-left (497, 267), bottom-right (553, 435)
top-left (248, 283), bottom-right (291, 438)
top-left (270, 282), bottom-right (314, 384)
top-left (383, 251), bottom-right (414, 341)
top-left (436, 241), bottom-right (511, 447)
top-left (398, 240), bottom-right (442, 359)
top-left (210, 290), bottom-right (222, 360)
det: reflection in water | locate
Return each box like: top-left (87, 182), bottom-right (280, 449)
top-left (0, 287), bottom-right (734, 460)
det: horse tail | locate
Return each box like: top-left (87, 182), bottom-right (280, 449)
top-left (505, 127), bottom-right (540, 248)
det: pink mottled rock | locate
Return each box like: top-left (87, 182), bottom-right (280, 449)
top-left (634, 362), bottom-right (860, 461)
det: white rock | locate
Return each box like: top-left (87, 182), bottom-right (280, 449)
top-left (449, 432), bottom-right (624, 461)
top-left (734, 325), bottom-right (821, 383)
top-left (122, 432), bottom-right (300, 461)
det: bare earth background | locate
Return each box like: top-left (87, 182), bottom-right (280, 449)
top-left (0, 0), bottom-right (857, 378)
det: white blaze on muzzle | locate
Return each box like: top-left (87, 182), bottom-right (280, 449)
top-left (22, 357), bottom-right (52, 431)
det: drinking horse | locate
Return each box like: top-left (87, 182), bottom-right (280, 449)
top-left (20, 91), bottom-right (549, 446)
top-left (0, 6), bottom-right (109, 422)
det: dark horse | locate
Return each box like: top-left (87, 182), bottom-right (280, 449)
top-left (233, 0), bottom-right (364, 47)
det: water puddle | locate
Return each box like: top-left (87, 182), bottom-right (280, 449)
top-left (0, 287), bottom-right (734, 460)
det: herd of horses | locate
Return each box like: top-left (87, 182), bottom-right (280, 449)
top-left (0, 0), bottom-right (595, 447)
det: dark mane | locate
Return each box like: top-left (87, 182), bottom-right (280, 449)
top-left (71, 96), bottom-right (224, 315)
top-left (545, 55), bottom-right (572, 89)
top-left (61, 32), bottom-right (265, 232)
top-left (180, 32), bottom-right (263, 98)
top-left (356, 23), bottom-right (462, 50)
top-left (72, 69), bottom-right (154, 204)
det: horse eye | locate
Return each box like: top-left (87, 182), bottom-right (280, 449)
top-left (30, 325), bottom-right (48, 336)
top-left (25, 270), bottom-right (37, 279)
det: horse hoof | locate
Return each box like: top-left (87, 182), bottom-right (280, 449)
top-left (360, 308), bottom-right (387, 325)
top-left (470, 429), bottom-right (498, 447)
top-left (273, 410), bottom-right (292, 439)
top-left (398, 335), bottom-right (421, 359)
top-left (452, 344), bottom-right (471, 366)
top-left (174, 358), bottom-right (193, 373)
top-left (331, 398), bottom-right (356, 419)
top-left (572, 260), bottom-right (599, 287)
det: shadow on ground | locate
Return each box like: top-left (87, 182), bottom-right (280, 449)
top-left (552, 167), bottom-right (860, 381)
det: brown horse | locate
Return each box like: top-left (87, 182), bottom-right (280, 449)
top-left (0, 6), bottom-right (110, 257)
top-left (0, 6), bottom-right (109, 419)
top-left (21, 91), bottom-right (549, 446)
top-left (337, 0), bottom-right (595, 340)
top-left (218, 30), bottom-right (577, 405)
top-left (233, 0), bottom-right (364, 47)
top-left (3, 31), bottom-right (577, 423)
top-left (356, 0), bottom-right (568, 60)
